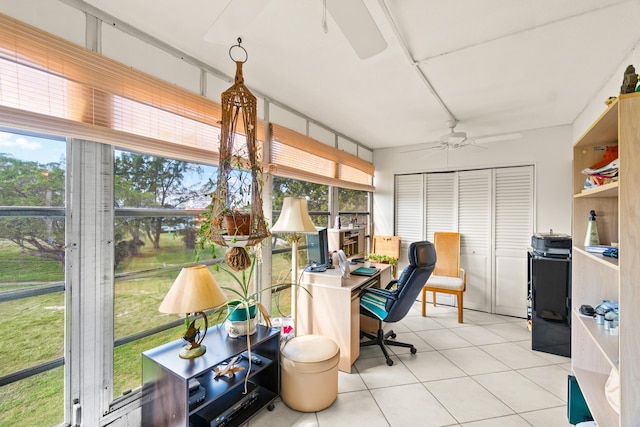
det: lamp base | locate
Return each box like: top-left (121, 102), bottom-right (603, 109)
top-left (179, 344), bottom-right (206, 359)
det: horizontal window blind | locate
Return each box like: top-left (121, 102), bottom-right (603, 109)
top-left (0, 13), bottom-right (243, 164)
top-left (271, 124), bottom-right (374, 191)
top-left (0, 14), bottom-right (374, 190)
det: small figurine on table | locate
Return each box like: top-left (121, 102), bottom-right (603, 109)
top-left (213, 356), bottom-right (245, 378)
top-left (620, 64), bottom-right (638, 94)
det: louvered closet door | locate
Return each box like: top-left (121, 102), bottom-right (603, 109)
top-left (493, 166), bottom-right (534, 317)
top-left (458, 169), bottom-right (492, 312)
top-left (425, 172), bottom-right (456, 241)
top-left (395, 174), bottom-right (424, 249)
top-left (424, 172), bottom-right (458, 305)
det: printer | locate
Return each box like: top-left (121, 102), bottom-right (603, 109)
top-left (531, 231), bottom-right (571, 258)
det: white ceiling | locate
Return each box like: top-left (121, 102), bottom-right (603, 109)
top-left (74, 0), bottom-right (640, 150)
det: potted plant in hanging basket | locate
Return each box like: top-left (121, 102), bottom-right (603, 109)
top-left (223, 207), bottom-right (251, 237)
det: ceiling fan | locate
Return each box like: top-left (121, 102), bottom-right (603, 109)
top-left (203, 0), bottom-right (387, 60)
top-left (423, 119), bottom-right (522, 151)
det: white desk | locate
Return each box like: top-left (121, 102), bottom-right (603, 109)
top-left (296, 263), bottom-right (392, 372)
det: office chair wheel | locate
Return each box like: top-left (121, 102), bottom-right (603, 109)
top-left (386, 358), bottom-right (394, 366)
top-left (390, 332), bottom-right (397, 339)
top-left (410, 346), bottom-right (417, 354)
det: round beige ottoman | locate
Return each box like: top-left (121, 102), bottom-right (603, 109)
top-left (280, 334), bottom-right (340, 412)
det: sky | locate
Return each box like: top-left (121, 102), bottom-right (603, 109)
top-left (0, 130), bottom-right (66, 164)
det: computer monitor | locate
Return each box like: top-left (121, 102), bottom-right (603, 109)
top-left (307, 227), bottom-right (329, 268)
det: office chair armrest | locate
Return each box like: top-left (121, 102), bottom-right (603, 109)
top-left (384, 279), bottom-right (399, 290)
top-left (360, 286), bottom-right (398, 302)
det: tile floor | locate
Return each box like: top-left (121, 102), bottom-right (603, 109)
top-left (250, 302), bottom-right (572, 427)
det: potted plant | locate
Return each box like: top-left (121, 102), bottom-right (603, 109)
top-left (210, 246), bottom-right (307, 394)
top-left (223, 207), bottom-right (251, 237)
top-left (366, 253), bottom-right (398, 276)
top-left (215, 247), bottom-right (269, 338)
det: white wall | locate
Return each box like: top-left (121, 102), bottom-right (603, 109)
top-left (373, 38), bottom-right (640, 249)
top-left (372, 125), bottom-right (574, 240)
top-left (573, 46), bottom-right (640, 138)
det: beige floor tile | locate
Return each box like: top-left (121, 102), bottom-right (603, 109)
top-left (398, 350), bottom-right (466, 382)
top-left (382, 320), bottom-right (411, 334)
top-left (514, 340), bottom-right (571, 364)
top-left (480, 342), bottom-right (552, 370)
top-left (461, 414), bottom-right (531, 426)
top-left (388, 331), bottom-right (435, 354)
top-left (519, 406), bottom-right (572, 426)
top-left (432, 315), bottom-right (473, 329)
top-left (517, 365), bottom-right (569, 401)
top-left (473, 371), bottom-right (565, 413)
top-left (440, 346), bottom-right (510, 375)
top-left (354, 356), bottom-right (419, 389)
top-left (338, 370), bottom-right (367, 393)
top-left (371, 383), bottom-right (457, 427)
top-left (462, 310), bottom-right (513, 325)
top-left (558, 362), bottom-right (572, 373)
top-left (534, 350), bottom-right (571, 365)
top-left (315, 390), bottom-right (390, 427)
top-left (424, 377), bottom-right (514, 423)
top-left (416, 329), bottom-right (473, 350)
top-left (484, 322), bottom-right (532, 342)
top-left (359, 343), bottom-right (388, 359)
top-left (452, 326), bottom-right (508, 346)
top-left (248, 398), bottom-right (319, 427)
top-left (262, 307), bottom-right (570, 426)
top-left (399, 314), bottom-right (448, 331)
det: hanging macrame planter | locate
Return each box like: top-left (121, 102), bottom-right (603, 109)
top-left (205, 38), bottom-right (270, 268)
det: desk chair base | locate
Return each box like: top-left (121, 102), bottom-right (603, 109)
top-left (360, 324), bottom-right (417, 366)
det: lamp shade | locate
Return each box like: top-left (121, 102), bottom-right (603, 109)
top-left (159, 265), bottom-right (227, 314)
top-left (271, 197), bottom-right (317, 234)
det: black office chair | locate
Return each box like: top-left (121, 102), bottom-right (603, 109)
top-left (360, 241), bottom-right (436, 366)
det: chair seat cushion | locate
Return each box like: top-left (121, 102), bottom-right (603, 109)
top-left (425, 274), bottom-right (464, 291)
top-left (360, 289), bottom-right (390, 321)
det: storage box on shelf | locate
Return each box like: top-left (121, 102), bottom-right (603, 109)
top-left (141, 325), bottom-right (279, 427)
top-left (571, 92), bottom-right (640, 426)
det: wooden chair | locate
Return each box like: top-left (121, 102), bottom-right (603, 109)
top-left (421, 232), bottom-right (466, 323)
top-left (371, 235), bottom-right (401, 277)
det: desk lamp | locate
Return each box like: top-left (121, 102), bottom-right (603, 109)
top-left (270, 197), bottom-right (317, 332)
top-left (159, 265), bottom-right (227, 358)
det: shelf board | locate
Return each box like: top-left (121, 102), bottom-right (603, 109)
top-left (574, 181), bottom-right (618, 198)
top-left (574, 308), bottom-right (619, 369)
top-left (573, 98), bottom-right (618, 149)
top-left (573, 367), bottom-right (619, 427)
top-left (573, 246), bottom-right (619, 269)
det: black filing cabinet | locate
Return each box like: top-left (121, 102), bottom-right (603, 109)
top-left (528, 250), bottom-right (572, 357)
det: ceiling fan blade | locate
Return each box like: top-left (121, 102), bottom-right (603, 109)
top-left (473, 132), bottom-right (522, 144)
top-left (465, 141), bottom-right (489, 151)
top-left (326, 0), bottom-right (387, 59)
top-left (400, 142), bottom-right (448, 153)
top-left (203, 0), bottom-right (271, 43)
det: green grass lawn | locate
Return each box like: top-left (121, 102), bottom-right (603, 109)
top-left (0, 232), bottom-right (295, 426)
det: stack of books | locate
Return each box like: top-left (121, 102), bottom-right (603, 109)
top-left (585, 245), bottom-right (618, 258)
top-left (581, 146), bottom-right (618, 190)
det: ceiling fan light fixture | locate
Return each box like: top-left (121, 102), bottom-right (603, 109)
top-left (440, 131), bottom-right (467, 144)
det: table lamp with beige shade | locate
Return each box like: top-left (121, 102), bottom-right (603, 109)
top-left (159, 265), bottom-right (227, 358)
